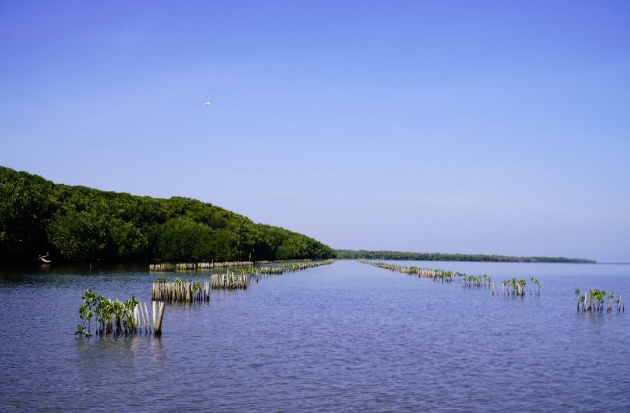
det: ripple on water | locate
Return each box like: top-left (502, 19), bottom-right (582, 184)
top-left (0, 261), bottom-right (629, 411)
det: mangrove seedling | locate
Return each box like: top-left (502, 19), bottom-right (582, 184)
top-left (607, 291), bottom-right (613, 313)
top-left (575, 289), bottom-right (581, 312)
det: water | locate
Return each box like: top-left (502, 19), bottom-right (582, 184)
top-left (1, 260), bottom-right (629, 412)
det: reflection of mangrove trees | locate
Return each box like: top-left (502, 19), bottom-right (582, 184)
top-left (339, 249), bottom-right (595, 263)
top-left (0, 165), bottom-right (335, 265)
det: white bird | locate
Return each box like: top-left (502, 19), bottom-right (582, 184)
top-left (204, 102), bottom-right (211, 106)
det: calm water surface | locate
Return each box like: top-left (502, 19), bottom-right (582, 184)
top-left (1, 260), bottom-right (629, 412)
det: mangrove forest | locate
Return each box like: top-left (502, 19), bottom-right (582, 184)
top-left (336, 249), bottom-right (595, 263)
top-left (0, 166), bottom-right (335, 265)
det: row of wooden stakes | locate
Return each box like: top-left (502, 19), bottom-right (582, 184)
top-left (149, 261), bottom-right (256, 271)
top-left (359, 260), bottom-right (459, 282)
top-left (131, 300), bottom-right (166, 335)
top-left (152, 281), bottom-right (211, 303)
top-left (359, 261), bottom-right (534, 298)
top-left (151, 260), bottom-right (336, 300)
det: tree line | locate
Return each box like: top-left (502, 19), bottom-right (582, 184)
top-left (0, 166), bottom-right (336, 265)
top-left (335, 250), bottom-right (595, 263)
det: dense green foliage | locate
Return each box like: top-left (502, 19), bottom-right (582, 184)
top-left (0, 166), bottom-right (335, 264)
top-left (336, 249), bottom-right (596, 263)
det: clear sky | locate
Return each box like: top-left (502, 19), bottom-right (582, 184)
top-left (1, 1), bottom-right (629, 262)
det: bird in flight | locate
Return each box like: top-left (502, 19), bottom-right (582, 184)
top-left (204, 102), bottom-right (211, 106)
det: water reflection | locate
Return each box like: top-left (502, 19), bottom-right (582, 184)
top-left (76, 333), bottom-right (164, 361)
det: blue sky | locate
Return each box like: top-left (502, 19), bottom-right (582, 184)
top-left (1, 1), bottom-right (629, 262)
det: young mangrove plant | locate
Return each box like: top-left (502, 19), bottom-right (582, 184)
top-left (590, 289), bottom-right (605, 312)
top-left (530, 277), bottom-right (541, 296)
top-left (575, 289), bottom-right (581, 312)
top-left (607, 291), bottom-right (614, 313)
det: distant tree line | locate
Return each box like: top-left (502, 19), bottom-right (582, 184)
top-left (335, 250), bottom-right (596, 263)
top-left (0, 166), bottom-right (336, 265)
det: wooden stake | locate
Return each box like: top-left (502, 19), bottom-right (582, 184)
top-left (154, 302), bottom-right (165, 335)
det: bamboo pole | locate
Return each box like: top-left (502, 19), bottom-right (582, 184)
top-left (154, 302), bottom-right (165, 335)
top-left (143, 302), bottom-right (150, 332)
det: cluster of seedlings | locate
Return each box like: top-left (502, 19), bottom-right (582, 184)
top-left (76, 289), bottom-right (165, 337)
top-left (463, 274), bottom-right (493, 289)
top-left (501, 278), bottom-right (531, 296)
top-left (575, 289), bottom-right (624, 313)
